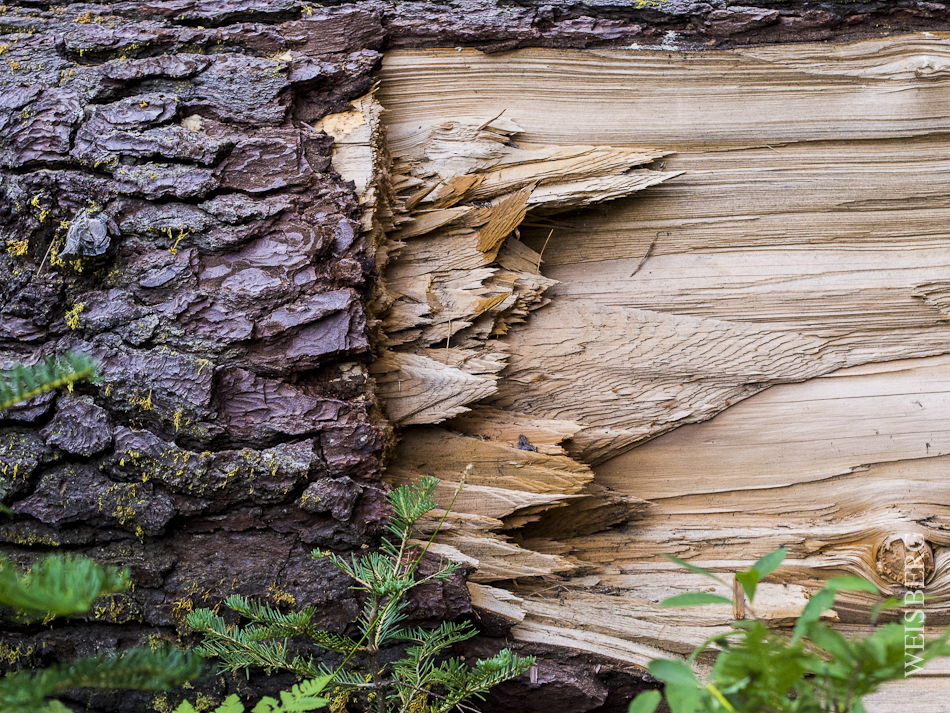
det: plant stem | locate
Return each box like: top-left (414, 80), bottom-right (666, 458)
top-left (361, 595), bottom-right (385, 713)
top-left (324, 476), bottom-right (468, 713)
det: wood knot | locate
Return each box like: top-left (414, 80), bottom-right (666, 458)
top-left (875, 534), bottom-right (934, 588)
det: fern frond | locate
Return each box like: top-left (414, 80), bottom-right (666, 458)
top-left (0, 352), bottom-right (99, 412)
top-left (175, 679), bottom-right (331, 713)
top-left (0, 647), bottom-right (203, 712)
top-left (175, 694), bottom-right (246, 713)
top-left (213, 696), bottom-right (247, 713)
top-left (251, 676), bottom-right (332, 713)
top-left (0, 554), bottom-right (129, 618)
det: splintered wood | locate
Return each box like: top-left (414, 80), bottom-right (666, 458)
top-left (362, 110), bottom-right (675, 585)
top-left (366, 33), bottom-right (950, 709)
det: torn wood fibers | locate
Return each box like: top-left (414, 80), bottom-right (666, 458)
top-left (319, 34), bottom-right (950, 710)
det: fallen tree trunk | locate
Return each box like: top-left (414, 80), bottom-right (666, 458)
top-left (366, 36), bottom-right (950, 711)
top-left (6, 2), bottom-right (950, 711)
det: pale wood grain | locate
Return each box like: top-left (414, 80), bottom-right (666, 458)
top-left (370, 35), bottom-right (950, 694)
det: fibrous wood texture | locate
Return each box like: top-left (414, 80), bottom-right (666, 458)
top-left (373, 35), bottom-right (950, 710)
top-left (368, 109), bottom-right (675, 588)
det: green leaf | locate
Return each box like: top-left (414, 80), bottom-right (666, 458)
top-left (734, 570), bottom-right (760, 604)
top-left (792, 588), bottom-right (835, 643)
top-left (807, 623), bottom-right (856, 664)
top-left (865, 629), bottom-right (889, 666)
top-left (648, 659), bottom-right (700, 687)
top-left (663, 555), bottom-right (725, 585)
top-left (870, 596), bottom-right (900, 624)
top-left (751, 548), bottom-right (787, 579)
top-left (660, 593), bottom-right (734, 608)
top-left (732, 547), bottom-right (786, 604)
top-left (628, 690), bottom-right (661, 713)
top-left (825, 576), bottom-right (879, 595)
top-left (790, 576), bottom-right (879, 643)
top-left (665, 683), bottom-right (702, 713)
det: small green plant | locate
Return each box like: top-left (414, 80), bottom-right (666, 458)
top-left (0, 353), bottom-right (206, 712)
top-left (188, 475), bottom-right (535, 713)
top-left (0, 351), bottom-right (98, 412)
top-left (172, 677), bottom-right (331, 713)
top-left (629, 549), bottom-right (950, 713)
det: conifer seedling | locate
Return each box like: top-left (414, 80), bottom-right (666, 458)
top-left (188, 475), bottom-right (534, 713)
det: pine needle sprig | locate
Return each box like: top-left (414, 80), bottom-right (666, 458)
top-left (385, 475), bottom-right (439, 543)
top-left (224, 595), bottom-right (320, 635)
top-left (390, 620), bottom-right (478, 650)
top-left (0, 554), bottom-right (129, 619)
top-left (188, 609), bottom-right (320, 677)
top-left (359, 597), bottom-right (408, 649)
top-left (190, 598), bottom-right (360, 657)
top-left (0, 351), bottom-right (99, 412)
top-left (0, 647), bottom-right (203, 712)
top-left (387, 622), bottom-right (532, 713)
top-left (189, 471), bottom-right (534, 713)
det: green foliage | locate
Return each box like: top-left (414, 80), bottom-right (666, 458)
top-left (173, 677), bottom-right (332, 713)
top-left (1, 647), bottom-right (204, 713)
top-left (189, 475), bottom-right (535, 713)
top-left (0, 553), bottom-right (129, 619)
top-left (0, 353), bottom-right (207, 711)
top-left (629, 690), bottom-right (662, 713)
top-left (0, 351), bottom-right (99, 412)
top-left (0, 554), bottom-right (203, 712)
top-left (630, 550), bottom-right (950, 713)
